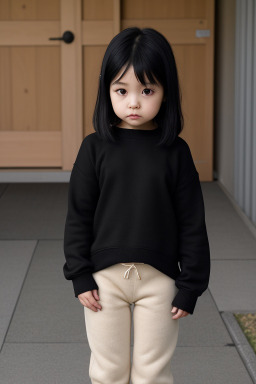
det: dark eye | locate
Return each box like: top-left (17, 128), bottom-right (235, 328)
top-left (116, 89), bottom-right (126, 95)
top-left (143, 88), bottom-right (154, 95)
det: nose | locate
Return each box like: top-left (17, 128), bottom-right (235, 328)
top-left (128, 95), bottom-right (140, 109)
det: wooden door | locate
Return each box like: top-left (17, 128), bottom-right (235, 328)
top-left (0, 0), bottom-right (214, 180)
top-left (0, 0), bottom-right (82, 170)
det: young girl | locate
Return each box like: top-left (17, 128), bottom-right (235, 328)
top-left (63, 27), bottom-right (211, 384)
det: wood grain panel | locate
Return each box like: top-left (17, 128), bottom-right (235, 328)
top-left (12, 47), bottom-right (37, 131)
top-left (0, 131), bottom-right (61, 166)
top-left (0, 21), bottom-right (60, 46)
top-left (82, 0), bottom-right (113, 20)
top-left (122, 0), bottom-right (207, 19)
top-left (8, 47), bottom-right (61, 132)
top-left (82, 21), bottom-right (113, 45)
top-left (173, 45), bottom-right (211, 178)
top-left (36, 47), bottom-right (61, 131)
top-left (0, 47), bottom-right (12, 131)
top-left (0, 0), bottom-right (60, 20)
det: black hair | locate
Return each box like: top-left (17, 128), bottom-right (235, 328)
top-left (92, 27), bottom-right (184, 147)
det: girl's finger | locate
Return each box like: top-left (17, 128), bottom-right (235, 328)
top-left (92, 289), bottom-right (100, 300)
top-left (173, 308), bottom-right (184, 319)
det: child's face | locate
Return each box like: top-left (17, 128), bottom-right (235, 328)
top-left (109, 66), bottom-right (165, 130)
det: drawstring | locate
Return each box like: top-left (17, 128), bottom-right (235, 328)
top-left (121, 263), bottom-right (144, 280)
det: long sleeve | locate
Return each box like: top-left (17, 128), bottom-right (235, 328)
top-left (63, 138), bottom-right (100, 297)
top-left (171, 140), bottom-right (211, 314)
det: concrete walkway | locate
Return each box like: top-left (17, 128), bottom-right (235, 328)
top-left (0, 180), bottom-right (255, 383)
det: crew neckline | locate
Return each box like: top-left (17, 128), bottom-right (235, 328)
top-left (111, 125), bottom-right (162, 140)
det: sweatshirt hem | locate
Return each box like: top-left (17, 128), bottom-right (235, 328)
top-left (90, 247), bottom-right (181, 281)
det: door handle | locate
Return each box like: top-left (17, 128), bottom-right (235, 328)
top-left (49, 30), bottom-right (75, 44)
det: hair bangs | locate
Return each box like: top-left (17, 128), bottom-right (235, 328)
top-left (117, 48), bottom-right (164, 88)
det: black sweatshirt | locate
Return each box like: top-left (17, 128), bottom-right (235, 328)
top-left (63, 126), bottom-right (211, 314)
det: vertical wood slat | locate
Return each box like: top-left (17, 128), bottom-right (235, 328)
top-left (61, 0), bottom-right (83, 170)
top-left (12, 47), bottom-right (37, 131)
top-left (0, 47), bottom-right (12, 130)
top-left (36, 47), bottom-right (61, 132)
top-left (234, 0), bottom-right (256, 224)
top-left (113, 0), bottom-right (120, 35)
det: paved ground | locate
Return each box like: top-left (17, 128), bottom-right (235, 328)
top-left (0, 181), bottom-right (255, 383)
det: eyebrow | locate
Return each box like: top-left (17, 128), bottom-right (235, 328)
top-left (111, 80), bottom-right (153, 86)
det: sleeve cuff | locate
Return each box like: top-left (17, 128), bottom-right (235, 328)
top-left (171, 289), bottom-right (199, 315)
top-left (72, 272), bottom-right (99, 298)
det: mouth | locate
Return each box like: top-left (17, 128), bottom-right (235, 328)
top-left (127, 114), bottom-right (141, 117)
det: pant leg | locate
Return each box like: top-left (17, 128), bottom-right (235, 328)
top-left (131, 264), bottom-right (179, 384)
top-left (84, 264), bottom-right (134, 384)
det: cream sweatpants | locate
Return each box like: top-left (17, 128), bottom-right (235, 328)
top-left (84, 262), bottom-right (179, 384)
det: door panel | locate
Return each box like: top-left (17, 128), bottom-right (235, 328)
top-left (0, 0), bottom-right (62, 167)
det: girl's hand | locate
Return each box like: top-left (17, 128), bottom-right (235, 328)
top-left (171, 306), bottom-right (189, 319)
top-left (78, 289), bottom-right (102, 312)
